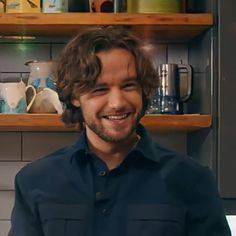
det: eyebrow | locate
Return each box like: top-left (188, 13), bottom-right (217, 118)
top-left (123, 76), bottom-right (138, 81)
top-left (94, 76), bottom-right (138, 86)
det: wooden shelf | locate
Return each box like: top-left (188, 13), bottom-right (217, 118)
top-left (0, 114), bottom-right (212, 132)
top-left (0, 13), bottom-right (213, 41)
top-left (141, 114), bottom-right (212, 132)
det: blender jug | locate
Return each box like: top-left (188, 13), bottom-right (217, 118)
top-left (147, 63), bottom-right (192, 114)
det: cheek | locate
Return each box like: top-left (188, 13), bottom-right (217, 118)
top-left (131, 92), bottom-right (143, 107)
top-left (80, 99), bottom-right (103, 115)
top-left (124, 93), bottom-right (143, 114)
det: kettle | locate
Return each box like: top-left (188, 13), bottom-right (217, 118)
top-left (147, 64), bottom-right (192, 114)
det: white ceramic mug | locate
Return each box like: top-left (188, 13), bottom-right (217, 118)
top-left (42, 0), bottom-right (68, 13)
top-left (0, 81), bottom-right (36, 113)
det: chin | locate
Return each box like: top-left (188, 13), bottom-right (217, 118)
top-left (102, 129), bottom-right (136, 143)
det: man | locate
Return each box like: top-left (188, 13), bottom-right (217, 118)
top-left (10, 27), bottom-right (231, 236)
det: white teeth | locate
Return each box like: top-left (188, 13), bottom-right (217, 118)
top-left (106, 114), bottom-right (128, 120)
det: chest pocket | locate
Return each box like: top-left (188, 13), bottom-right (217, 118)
top-left (39, 203), bottom-right (87, 236)
top-left (128, 204), bottom-right (186, 236)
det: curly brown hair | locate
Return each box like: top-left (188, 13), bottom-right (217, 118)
top-left (57, 26), bottom-right (158, 127)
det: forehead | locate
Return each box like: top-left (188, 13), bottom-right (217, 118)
top-left (96, 48), bottom-right (137, 82)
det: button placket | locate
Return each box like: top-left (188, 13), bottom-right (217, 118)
top-left (101, 208), bottom-right (109, 215)
top-left (98, 170), bottom-right (107, 176)
top-left (95, 191), bottom-right (105, 201)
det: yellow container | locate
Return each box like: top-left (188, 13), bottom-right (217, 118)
top-left (6, 0), bottom-right (40, 13)
top-left (0, 0), bottom-right (5, 12)
top-left (127, 0), bottom-right (183, 13)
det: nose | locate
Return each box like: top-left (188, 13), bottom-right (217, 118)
top-left (107, 88), bottom-right (126, 110)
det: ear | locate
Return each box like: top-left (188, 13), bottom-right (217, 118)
top-left (72, 99), bottom-right (80, 107)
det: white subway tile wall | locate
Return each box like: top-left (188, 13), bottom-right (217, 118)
top-left (0, 191), bottom-right (14, 220)
top-left (51, 43), bottom-right (67, 60)
top-left (167, 44), bottom-right (188, 65)
top-left (0, 44), bottom-right (51, 72)
top-left (0, 162), bottom-right (28, 190)
top-left (0, 221), bottom-right (11, 236)
top-left (0, 133), bottom-right (21, 161)
top-left (22, 132), bottom-right (80, 161)
top-left (0, 41), bottom-right (188, 236)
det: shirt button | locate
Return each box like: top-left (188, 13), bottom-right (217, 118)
top-left (98, 170), bottom-right (106, 176)
top-left (95, 191), bottom-right (105, 201)
top-left (102, 208), bottom-right (108, 215)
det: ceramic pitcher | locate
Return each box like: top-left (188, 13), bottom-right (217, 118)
top-left (0, 81), bottom-right (36, 113)
top-left (25, 60), bottom-right (57, 92)
top-left (29, 88), bottom-right (63, 114)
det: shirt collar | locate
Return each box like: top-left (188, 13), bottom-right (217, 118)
top-left (71, 129), bottom-right (90, 155)
top-left (134, 124), bottom-right (162, 163)
top-left (71, 123), bottom-right (163, 164)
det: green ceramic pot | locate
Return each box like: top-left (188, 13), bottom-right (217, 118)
top-left (127, 0), bottom-right (183, 13)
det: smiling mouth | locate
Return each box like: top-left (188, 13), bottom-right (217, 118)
top-left (103, 113), bottom-right (130, 120)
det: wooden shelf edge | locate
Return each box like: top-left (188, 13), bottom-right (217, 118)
top-left (0, 13), bottom-right (213, 41)
top-left (0, 114), bottom-right (78, 132)
top-left (141, 114), bottom-right (212, 132)
top-left (0, 114), bottom-right (212, 132)
top-left (0, 13), bottom-right (213, 25)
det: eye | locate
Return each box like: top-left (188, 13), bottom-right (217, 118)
top-left (91, 87), bottom-right (108, 95)
top-left (123, 81), bottom-right (139, 90)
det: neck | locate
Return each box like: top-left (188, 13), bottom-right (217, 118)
top-left (86, 130), bottom-right (140, 170)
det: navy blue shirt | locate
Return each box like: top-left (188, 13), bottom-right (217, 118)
top-left (10, 125), bottom-right (231, 236)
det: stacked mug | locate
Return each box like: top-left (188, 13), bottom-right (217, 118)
top-left (0, 80), bottom-right (36, 114)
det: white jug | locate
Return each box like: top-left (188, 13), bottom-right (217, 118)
top-left (0, 81), bottom-right (36, 113)
top-left (28, 88), bottom-right (63, 114)
top-left (25, 60), bottom-right (57, 91)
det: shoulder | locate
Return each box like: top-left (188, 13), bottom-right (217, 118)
top-left (153, 142), bottom-right (205, 170)
top-left (137, 125), bottom-right (212, 183)
top-left (153, 144), bottom-right (218, 199)
top-left (16, 144), bottom-right (78, 185)
top-left (138, 125), bottom-right (209, 178)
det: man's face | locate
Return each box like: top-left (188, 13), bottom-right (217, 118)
top-left (72, 48), bottom-right (143, 144)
